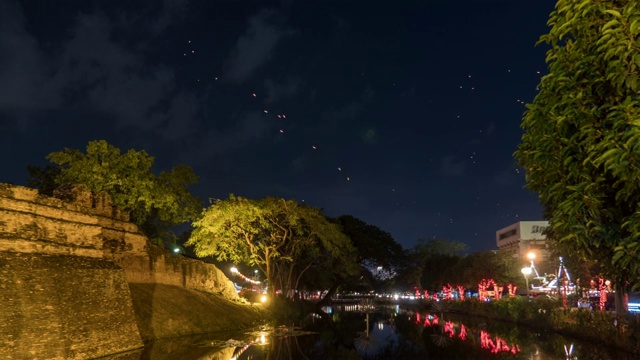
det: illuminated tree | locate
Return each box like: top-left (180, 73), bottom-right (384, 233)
top-left (187, 195), bottom-right (358, 297)
top-left (36, 140), bottom-right (201, 243)
top-left (515, 0), bottom-right (640, 312)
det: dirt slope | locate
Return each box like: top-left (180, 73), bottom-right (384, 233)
top-left (128, 283), bottom-right (269, 342)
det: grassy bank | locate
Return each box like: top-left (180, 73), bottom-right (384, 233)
top-left (128, 283), bottom-right (269, 342)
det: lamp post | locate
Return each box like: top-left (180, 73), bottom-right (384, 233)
top-left (521, 267), bottom-right (532, 298)
top-left (230, 266), bottom-right (238, 275)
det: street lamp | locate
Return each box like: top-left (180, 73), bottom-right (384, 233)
top-left (521, 267), bottom-right (532, 298)
top-left (230, 267), bottom-right (238, 274)
top-left (527, 251), bottom-right (539, 278)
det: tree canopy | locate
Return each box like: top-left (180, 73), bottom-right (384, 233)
top-left (186, 195), bottom-right (359, 297)
top-left (32, 140), bottom-right (202, 242)
top-left (334, 215), bottom-right (404, 270)
top-left (515, 1), bottom-right (640, 303)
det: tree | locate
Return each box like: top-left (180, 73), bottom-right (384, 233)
top-left (515, 0), bottom-right (640, 312)
top-left (458, 250), bottom-right (523, 289)
top-left (186, 195), bottom-right (359, 298)
top-left (410, 239), bottom-right (468, 291)
top-left (334, 215), bottom-right (405, 290)
top-left (36, 140), bottom-right (201, 243)
top-left (27, 165), bottom-right (60, 196)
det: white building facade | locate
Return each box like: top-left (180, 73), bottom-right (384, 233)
top-left (496, 221), bottom-right (550, 264)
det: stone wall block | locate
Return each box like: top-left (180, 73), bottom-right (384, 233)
top-left (0, 253), bottom-right (143, 359)
top-left (53, 184), bottom-right (93, 208)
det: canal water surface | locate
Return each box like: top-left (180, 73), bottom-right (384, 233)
top-left (114, 304), bottom-right (636, 360)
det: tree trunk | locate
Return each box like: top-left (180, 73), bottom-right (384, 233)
top-left (316, 283), bottom-right (340, 307)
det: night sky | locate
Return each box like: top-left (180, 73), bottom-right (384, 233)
top-left (0, 0), bottom-right (555, 251)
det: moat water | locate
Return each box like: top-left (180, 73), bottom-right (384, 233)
top-left (114, 304), bottom-right (636, 360)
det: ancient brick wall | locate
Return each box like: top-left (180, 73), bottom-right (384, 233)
top-left (0, 183), bottom-right (146, 258)
top-left (0, 183), bottom-right (239, 358)
top-left (112, 248), bottom-right (239, 300)
top-left (0, 253), bottom-right (142, 359)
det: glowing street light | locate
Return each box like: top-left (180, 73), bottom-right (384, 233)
top-left (526, 251), bottom-right (540, 278)
top-left (230, 267), bottom-right (238, 274)
top-left (521, 267), bottom-right (532, 298)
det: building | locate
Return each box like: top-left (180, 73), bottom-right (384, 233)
top-left (496, 221), bottom-right (551, 270)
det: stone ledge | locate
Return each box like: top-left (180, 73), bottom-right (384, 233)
top-left (0, 239), bottom-right (104, 258)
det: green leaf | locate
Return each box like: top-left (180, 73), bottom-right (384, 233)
top-left (605, 9), bottom-right (622, 18)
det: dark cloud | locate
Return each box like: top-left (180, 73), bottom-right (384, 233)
top-left (185, 110), bottom-right (274, 163)
top-left (0, 3), bottom-right (198, 140)
top-left (263, 77), bottom-right (301, 103)
top-left (439, 155), bottom-right (466, 177)
top-left (223, 9), bottom-right (294, 84)
top-left (0, 2), bottom-right (61, 113)
top-left (151, 0), bottom-right (190, 34)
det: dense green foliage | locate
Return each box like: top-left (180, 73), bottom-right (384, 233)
top-left (335, 215), bottom-right (405, 269)
top-left (515, 1), bottom-right (640, 301)
top-left (187, 195), bottom-right (360, 297)
top-left (33, 140), bottom-right (202, 243)
top-left (391, 239), bottom-right (524, 292)
top-left (333, 215), bottom-right (405, 292)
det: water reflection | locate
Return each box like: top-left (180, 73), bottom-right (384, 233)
top-left (108, 304), bottom-right (635, 359)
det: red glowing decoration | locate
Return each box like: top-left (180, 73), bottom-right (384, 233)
top-left (459, 324), bottom-right (467, 340)
top-left (480, 331), bottom-right (520, 354)
top-left (444, 321), bottom-right (455, 337)
top-left (495, 285), bottom-right (504, 300)
top-left (598, 277), bottom-right (607, 311)
top-left (457, 285), bottom-right (465, 300)
top-left (421, 313), bottom-right (439, 327)
top-left (478, 279), bottom-right (496, 301)
top-left (507, 284), bottom-right (517, 297)
top-left (442, 284), bottom-right (453, 300)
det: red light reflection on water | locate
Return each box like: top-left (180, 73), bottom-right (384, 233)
top-left (414, 313), bottom-right (520, 354)
top-left (480, 331), bottom-right (520, 354)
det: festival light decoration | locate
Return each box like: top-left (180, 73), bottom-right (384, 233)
top-left (444, 321), bottom-right (455, 337)
top-left (480, 331), bottom-right (520, 354)
top-left (478, 279), bottom-right (496, 301)
top-left (230, 266), bottom-right (261, 285)
top-left (564, 343), bottom-right (574, 359)
top-left (598, 277), bottom-right (607, 311)
top-left (507, 284), bottom-right (517, 297)
top-left (459, 324), bottom-right (467, 340)
top-left (442, 284), bottom-right (453, 300)
top-left (495, 285), bottom-right (504, 300)
top-left (414, 313), bottom-right (520, 354)
top-left (457, 285), bottom-right (465, 300)
top-left (562, 279), bottom-right (568, 309)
